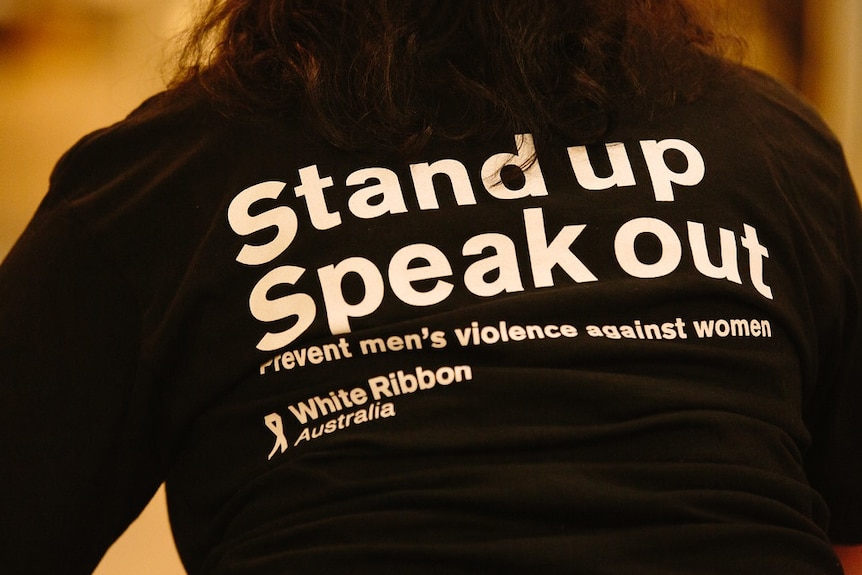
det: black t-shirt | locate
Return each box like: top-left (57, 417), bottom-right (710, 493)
top-left (2, 66), bottom-right (860, 574)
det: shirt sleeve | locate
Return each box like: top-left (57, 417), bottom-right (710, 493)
top-left (0, 200), bottom-right (167, 573)
top-left (805, 166), bottom-right (862, 545)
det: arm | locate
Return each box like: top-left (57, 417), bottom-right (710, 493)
top-left (818, 168), bottom-right (862, 575)
top-left (0, 205), bottom-right (165, 573)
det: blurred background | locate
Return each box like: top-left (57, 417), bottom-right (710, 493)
top-left (0, 0), bottom-right (860, 573)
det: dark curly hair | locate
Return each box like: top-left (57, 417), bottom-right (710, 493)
top-left (172, 0), bottom-right (735, 155)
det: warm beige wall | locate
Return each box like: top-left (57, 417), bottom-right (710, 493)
top-left (802, 0), bottom-right (862, 189)
top-left (95, 485), bottom-right (184, 574)
top-left (724, 0), bottom-right (805, 88)
top-left (0, 0), bottom-right (189, 260)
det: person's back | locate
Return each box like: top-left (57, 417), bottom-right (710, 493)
top-left (1, 1), bottom-right (861, 573)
